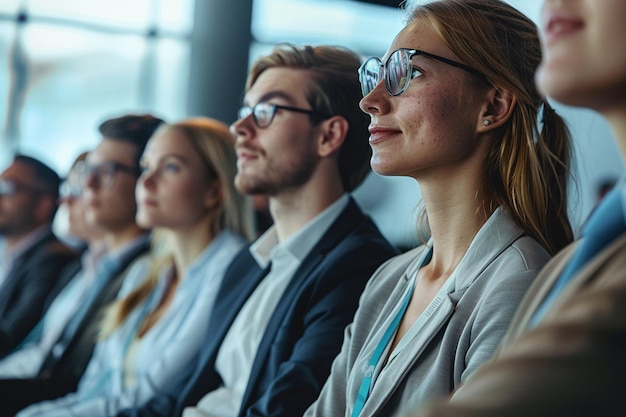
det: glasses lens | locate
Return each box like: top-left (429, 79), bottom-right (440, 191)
top-left (253, 103), bottom-right (276, 128)
top-left (0, 179), bottom-right (17, 196)
top-left (60, 180), bottom-right (81, 199)
top-left (99, 165), bottom-right (117, 188)
top-left (387, 49), bottom-right (410, 96)
top-left (359, 57), bottom-right (383, 97)
top-left (238, 106), bottom-right (253, 121)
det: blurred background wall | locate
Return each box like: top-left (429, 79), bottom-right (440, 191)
top-left (0, 0), bottom-right (623, 249)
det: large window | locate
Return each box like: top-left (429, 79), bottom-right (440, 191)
top-left (0, 0), bottom-right (194, 172)
top-left (1, 0), bottom-right (622, 247)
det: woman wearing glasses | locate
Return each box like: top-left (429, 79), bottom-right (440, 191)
top-left (17, 118), bottom-right (255, 417)
top-left (305, 1), bottom-right (573, 417)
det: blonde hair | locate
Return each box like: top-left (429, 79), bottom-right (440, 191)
top-left (99, 117), bottom-right (254, 338)
top-left (409, 0), bottom-right (573, 255)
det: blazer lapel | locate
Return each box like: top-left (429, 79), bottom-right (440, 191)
top-left (0, 232), bottom-right (54, 314)
top-left (240, 198), bottom-right (367, 408)
top-left (361, 294), bottom-right (458, 417)
top-left (203, 250), bottom-right (271, 361)
top-left (361, 208), bottom-right (527, 416)
top-left (178, 249), bottom-right (271, 410)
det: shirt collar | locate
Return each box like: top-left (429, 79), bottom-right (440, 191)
top-left (2, 224), bottom-right (51, 262)
top-left (250, 194), bottom-right (349, 268)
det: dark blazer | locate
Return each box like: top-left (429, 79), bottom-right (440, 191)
top-left (0, 236), bottom-right (152, 417)
top-left (0, 230), bottom-right (78, 358)
top-left (118, 198), bottom-right (398, 417)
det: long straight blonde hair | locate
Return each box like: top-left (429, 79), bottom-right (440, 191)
top-left (99, 117), bottom-right (254, 338)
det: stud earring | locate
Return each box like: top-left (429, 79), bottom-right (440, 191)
top-left (483, 120), bottom-right (491, 126)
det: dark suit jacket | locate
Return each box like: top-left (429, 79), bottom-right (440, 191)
top-left (0, 236), bottom-right (152, 417)
top-left (118, 198), bottom-right (398, 417)
top-left (0, 230), bottom-right (78, 358)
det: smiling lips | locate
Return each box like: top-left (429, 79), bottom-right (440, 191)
top-left (368, 126), bottom-right (401, 144)
top-left (542, 10), bottom-right (584, 45)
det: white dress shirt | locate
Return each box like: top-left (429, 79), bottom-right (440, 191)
top-left (185, 195), bottom-right (349, 417)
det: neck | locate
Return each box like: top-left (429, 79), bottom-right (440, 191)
top-left (417, 177), bottom-right (491, 279)
top-left (169, 224), bottom-right (216, 276)
top-left (269, 176), bottom-right (344, 243)
top-left (104, 224), bottom-right (146, 252)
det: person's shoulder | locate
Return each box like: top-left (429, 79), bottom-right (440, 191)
top-left (34, 232), bottom-right (80, 264)
top-left (498, 234), bottom-right (552, 273)
top-left (365, 245), bottom-right (427, 286)
top-left (338, 211), bottom-right (397, 251)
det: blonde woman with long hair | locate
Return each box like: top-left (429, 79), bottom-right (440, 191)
top-left (17, 117), bottom-right (254, 417)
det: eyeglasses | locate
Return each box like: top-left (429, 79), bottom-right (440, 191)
top-left (77, 161), bottom-right (139, 189)
top-left (358, 48), bottom-right (486, 97)
top-left (59, 179), bottom-right (82, 199)
top-left (237, 102), bottom-right (329, 128)
top-left (0, 179), bottom-right (44, 197)
top-left (0, 179), bottom-right (19, 196)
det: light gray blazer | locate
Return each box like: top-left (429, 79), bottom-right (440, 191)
top-left (304, 208), bottom-right (551, 417)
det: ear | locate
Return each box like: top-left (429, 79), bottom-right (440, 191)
top-left (203, 180), bottom-right (223, 211)
top-left (478, 87), bottom-right (516, 132)
top-left (317, 115), bottom-right (348, 158)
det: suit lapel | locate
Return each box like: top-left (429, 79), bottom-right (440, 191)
top-left (203, 250), bottom-right (270, 360)
top-left (239, 198), bottom-right (366, 409)
top-left (0, 232), bottom-right (54, 314)
top-left (361, 208), bottom-right (527, 415)
top-left (361, 293), bottom-right (458, 417)
top-left (178, 249), bottom-right (271, 410)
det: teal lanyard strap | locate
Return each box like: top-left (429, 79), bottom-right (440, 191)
top-left (350, 247), bottom-right (432, 417)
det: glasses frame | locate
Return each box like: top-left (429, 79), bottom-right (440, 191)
top-left (77, 161), bottom-right (140, 189)
top-left (0, 178), bottom-right (46, 197)
top-left (237, 102), bottom-right (330, 128)
top-left (359, 48), bottom-right (486, 97)
top-left (59, 179), bottom-right (83, 199)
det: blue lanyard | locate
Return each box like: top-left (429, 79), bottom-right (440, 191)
top-left (351, 247), bottom-right (433, 417)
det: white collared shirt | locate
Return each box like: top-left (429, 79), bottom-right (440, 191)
top-left (185, 195), bottom-right (349, 417)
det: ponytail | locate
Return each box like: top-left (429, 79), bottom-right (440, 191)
top-left (491, 100), bottom-right (573, 255)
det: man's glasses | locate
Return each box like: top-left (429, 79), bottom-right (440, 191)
top-left (358, 48), bottom-right (486, 97)
top-left (0, 179), bottom-right (44, 197)
top-left (76, 161), bottom-right (139, 189)
top-left (237, 102), bottom-right (329, 128)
